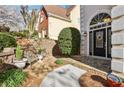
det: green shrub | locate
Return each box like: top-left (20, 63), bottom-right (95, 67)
top-left (9, 30), bottom-right (38, 39)
top-left (55, 59), bottom-right (63, 65)
top-left (9, 31), bottom-right (29, 38)
top-left (16, 45), bottom-right (23, 60)
top-left (0, 69), bottom-right (27, 87)
top-left (0, 33), bottom-right (17, 52)
top-left (58, 27), bottom-right (81, 56)
top-left (21, 30), bottom-right (29, 38)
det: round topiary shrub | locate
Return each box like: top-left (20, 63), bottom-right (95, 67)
top-left (58, 27), bottom-right (81, 56)
top-left (0, 33), bottom-right (17, 52)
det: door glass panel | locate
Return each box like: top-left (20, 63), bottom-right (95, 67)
top-left (89, 31), bottom-right (93, 55)
top-left (93, 28), bottom-right (106, 57)
top-left (96, 31), bottom-right (103, 48)
top-left (107, 27), bottom-right (111, 58)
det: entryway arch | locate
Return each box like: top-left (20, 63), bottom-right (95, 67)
top-left (89, 12), bottom-right (111, 58)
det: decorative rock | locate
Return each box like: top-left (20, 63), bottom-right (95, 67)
top-left (39, 70), bottom-right (43, 73)
top-left (43, 65), bottom-right (49, 69)
top-left (41, 64), bottom-right (86, 87)
top-left (43, 69), bottom-right (48, 72)
top-left (3, 47), bottom-right (15, 53)
top-left (47, 67), bottom-right (53, 72)
top-left (50, 63), bottom-right (56, 68)
top-left (0, 52), bottom-right (14, 63)
top-left (6, 55), bottom-right (13, 63)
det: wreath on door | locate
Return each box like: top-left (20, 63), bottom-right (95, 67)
top-left (96, 32), bottom-right (103, 41)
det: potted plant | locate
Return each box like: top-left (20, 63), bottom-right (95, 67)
top-left (13, 45), bottom-right (27, 68)
top-left (37, 48), bottom-right (44, 61)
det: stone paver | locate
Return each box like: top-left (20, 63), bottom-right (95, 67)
top-left (81, 56), bottom-right (111, 72)
top-left (40, 64), bottom-right (86, 87)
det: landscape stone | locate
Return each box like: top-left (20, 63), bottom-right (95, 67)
top-left (40, 64), bottom-right (86, 87)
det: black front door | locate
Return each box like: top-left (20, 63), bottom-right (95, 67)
top-left (93, 28), bottom-right (106, 57)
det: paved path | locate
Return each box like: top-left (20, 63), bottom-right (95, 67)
top-left (40, 64), bottom-right (86, 87)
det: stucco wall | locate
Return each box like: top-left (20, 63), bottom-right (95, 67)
top-left (111, 5), bottom-right (124, 73)
top-left (48, 5), bottom-right (80, 40)
top-left (70, 5), bottom-right (80, 31)
top-left (48, 16), bottom-right (70, 40)
top-left (80, 5), bottom-right (112, 56)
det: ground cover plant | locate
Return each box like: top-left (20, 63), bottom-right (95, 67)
top-left (0, 69), bottom-right (27, 87)
top-left (55, 59), bottom-right (64, 65)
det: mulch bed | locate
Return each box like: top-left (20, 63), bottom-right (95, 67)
top-left (79, 69), bottom-right (109, 87)
top-left (21, 74), bottom-right (42, 87)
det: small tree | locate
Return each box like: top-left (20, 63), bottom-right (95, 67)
top-left (58, 27), bottom-right (81, 56)
top-left (20, 6), bottom-right (37, 38)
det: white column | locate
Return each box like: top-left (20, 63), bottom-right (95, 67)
top-left (80, 5), bottom-right (87, 56)
top-left (111, 5), bottom-right (124, 73)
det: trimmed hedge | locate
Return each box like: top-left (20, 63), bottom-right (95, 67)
top-left (58, 27), bottom-right (81, 56)
top-left (0, 33), bottom-right (17, 52)
top-left (0, 69), bottom-right (27, 87)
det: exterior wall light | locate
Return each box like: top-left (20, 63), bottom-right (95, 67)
top-left (83, 32), bottom-right (87, 37)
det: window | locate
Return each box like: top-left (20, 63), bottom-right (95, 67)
top-left (90, 13), bottom-right (111, 25)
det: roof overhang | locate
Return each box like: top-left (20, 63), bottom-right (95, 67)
top-left (47, 12), bottom-right (71, 22)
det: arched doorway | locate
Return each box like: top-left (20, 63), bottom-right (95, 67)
top-left (89, 13), bottom-right (111, 58)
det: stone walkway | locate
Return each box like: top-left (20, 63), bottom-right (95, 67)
top-left (40, 64), bottom-right (86, 87)
top-left (81, 56), bottom-right (111, 72)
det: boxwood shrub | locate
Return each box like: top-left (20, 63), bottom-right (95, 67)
top-left (0, 69), bottom-right (27, 87)
top-left (58, 27), bottom-right (81, 56)
top-left (0, 33), bottom-right (17, 52)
